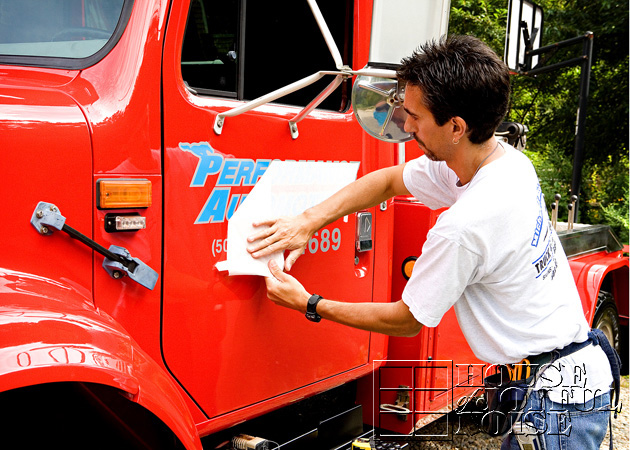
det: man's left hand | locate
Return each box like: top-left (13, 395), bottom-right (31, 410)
top-left (265, 259), bottom-right (311, 313)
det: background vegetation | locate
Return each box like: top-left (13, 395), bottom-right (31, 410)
top-left (449, 0), bottom-right (629, 242)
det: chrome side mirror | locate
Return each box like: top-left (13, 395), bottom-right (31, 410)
top-left (351, 74), bottom-right (412, 143)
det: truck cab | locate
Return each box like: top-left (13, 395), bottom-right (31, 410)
top-left (0, 1), bottom-right (626, 448)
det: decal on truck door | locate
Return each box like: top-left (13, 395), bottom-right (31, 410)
top-left (179, 142), bottom-right (270, 223)
top-left (179, 141), bottom-right (359, 224)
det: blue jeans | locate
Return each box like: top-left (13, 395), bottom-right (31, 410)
top-left (501, 389), bottom-right (610, 450)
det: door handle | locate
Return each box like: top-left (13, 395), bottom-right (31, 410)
top-left (355, 212), bottom-right (372, 252)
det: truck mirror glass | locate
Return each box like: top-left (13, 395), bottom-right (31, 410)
top-left (504, 0), bottom-right (544, 72)
top-left (351, 75), bottom-right (412, 143)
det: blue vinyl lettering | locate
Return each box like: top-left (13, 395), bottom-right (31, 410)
top-left (226, 193), bottom-right (241, 220)
top-left (180, 141), bottom-right (357, 223)
top-left (179, 142), bottom-right (224, 187)
top-left (196, 188), bottom-right (230, 223)
top-left (217, 159), bottom-right (239, 186)
top-left (251, 160), bottom-right (271, 185)
top-left (234, 159), bottom-right (255, 186)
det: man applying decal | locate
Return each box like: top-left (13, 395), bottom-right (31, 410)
top-left (247, 35), bottom-right (616, 450)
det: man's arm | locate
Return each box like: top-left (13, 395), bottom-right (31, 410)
top-left (248, 163), bottom-right (411, 270)
top-left (265, 260), bottom-right (422, 337)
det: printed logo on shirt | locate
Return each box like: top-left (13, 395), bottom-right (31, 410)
top-left (533, 236), bottom-right (558, 280)
top-left (531, 184), bottom-right (547, 247)
top-left (530, 183), bottom-right (558, 281)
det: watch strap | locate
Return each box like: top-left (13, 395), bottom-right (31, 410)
top-left (306, 294), bottom-right (323, 322)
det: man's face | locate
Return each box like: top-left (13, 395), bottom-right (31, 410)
top-left (403, 84), bottom-right (453, 162)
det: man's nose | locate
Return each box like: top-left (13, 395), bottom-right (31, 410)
top-left (403, 115), bottom-right (414, 133)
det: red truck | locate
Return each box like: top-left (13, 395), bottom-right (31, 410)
top-left (0, 0), bottom-right (626, 448)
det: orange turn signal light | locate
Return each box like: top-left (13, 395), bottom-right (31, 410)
top-left (97, 179), bottom-right (152, 209)
top-left (402, 256), bottom-right (418, 281)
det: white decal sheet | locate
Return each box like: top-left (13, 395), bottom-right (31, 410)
top-left (215, 161), bottom-right (360, 277)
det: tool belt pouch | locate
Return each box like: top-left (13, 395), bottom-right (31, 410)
top-left (481, 366), bottom-right (532, 437)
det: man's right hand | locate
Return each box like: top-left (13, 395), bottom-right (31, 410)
top-left (247, 165), bottom-right (410, 271)
top-left (247, 214), bottom-right (313, 271)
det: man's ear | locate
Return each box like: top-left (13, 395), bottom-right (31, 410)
top-left (450, 116), bottom-right (468, 144)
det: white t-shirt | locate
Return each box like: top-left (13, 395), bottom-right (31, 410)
top-left (401, 144), bottom-right (612, 402)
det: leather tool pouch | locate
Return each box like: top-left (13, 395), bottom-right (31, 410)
top-left (481, 365), bottom-right (533, 436)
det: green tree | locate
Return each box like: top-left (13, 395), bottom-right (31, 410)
top-left (448, 0), bottom-right (508, 52)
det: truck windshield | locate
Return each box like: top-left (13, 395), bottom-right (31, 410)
top-left (0, 0), bottom-right (125, 60)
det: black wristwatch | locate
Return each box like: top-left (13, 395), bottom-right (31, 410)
top-left (306, 294), bottom-right (323, 322)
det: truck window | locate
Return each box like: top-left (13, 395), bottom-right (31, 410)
top-left (0, 0), bottom-right (130, 68)
top-left (181, 0), bottom-right (353, 111)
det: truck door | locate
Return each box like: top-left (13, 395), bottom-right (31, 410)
top-left (161, 0), bottom-right (377, 420)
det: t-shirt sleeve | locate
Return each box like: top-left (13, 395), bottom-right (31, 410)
top-left (402, 230), bottom-right (480, 327)
top-left (402, 156), bottom-right (459, 209)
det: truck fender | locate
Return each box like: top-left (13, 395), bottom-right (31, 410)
top-left (0, 269), bottom-right (202, 450)
top-left (569, 251), bottom-right (629, 326)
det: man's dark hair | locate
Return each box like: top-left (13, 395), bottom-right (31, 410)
top-left (397, 35), bottom-right (511, 144)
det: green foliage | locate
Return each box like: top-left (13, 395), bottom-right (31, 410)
top-left (449, 0), bottom-right (629, 243)
top-left (525, 148), bottom-right (573, 221)
top-left (601, 190), bottom-right (629, 243)
top-left (585, 153), bottom-right (630, 242)
top-left (448, 0), bottom-right (508, 53)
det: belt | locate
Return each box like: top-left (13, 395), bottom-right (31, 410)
top-left (508, 329), bottom-right (622, 450)
top-left (510, 329), bottom-right (621, 416)
top-left (510, 337), bottom-right (592, 381)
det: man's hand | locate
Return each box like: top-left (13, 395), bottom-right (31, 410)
top-left (248, 165), bottom-right (410, 272)
top-left (247, 215), bottom-right (313, 271)
top-left (265, 260), bottom-right (311, 313)
top-left (265, 261), bottom-right (422, 337)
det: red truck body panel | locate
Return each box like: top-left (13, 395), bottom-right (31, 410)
top-left (0, 269), bottom-right (202, 450)
top-left (570, 249), bottom-right (629, 324)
